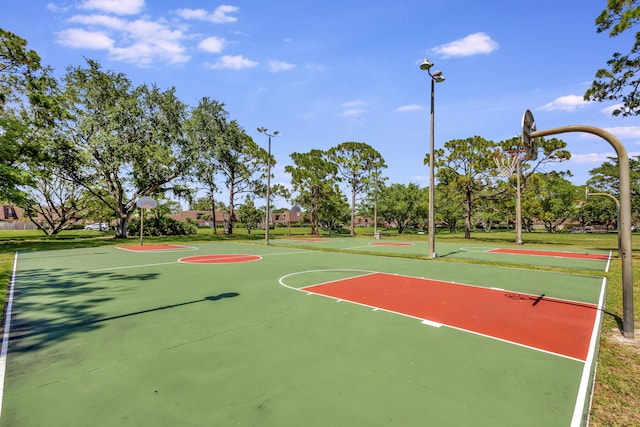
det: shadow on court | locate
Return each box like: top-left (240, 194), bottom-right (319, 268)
top-left (8, 266), bottom-right (239, 353)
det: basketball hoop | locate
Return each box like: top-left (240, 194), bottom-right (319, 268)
top-left (137, 196), bottom-right (157, 210)
top-left (493, 150), bottom-right (526, 178)
top-left (136, 196), bottom-right (157, 246)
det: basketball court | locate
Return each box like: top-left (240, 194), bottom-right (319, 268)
top-left (1, 241), bottom-right (606, 426)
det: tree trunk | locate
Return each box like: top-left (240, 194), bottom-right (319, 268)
top-left (464, 189), bottom-right (472, 239)
top-left (350, 186), bottom-right (356, 236)
top-left (209, 193), bottom-right (217, 235)
top-left (226, 182), bottom-right (235, 235)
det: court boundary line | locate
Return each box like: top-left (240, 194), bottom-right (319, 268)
top-left (280, 269), bottom-right (602, 362)
top-left (116, 245), bottom-right (198, 253)
top-left (178, 254), bottom-right (263, 265)
top-left (460, 246), bottom-right (611, 261)
top-left (570, 276), bottom-right (607, 427)
top-left (87, 249), bottom-right (315, 272)
top-left (279, 269), bottom-right (377, 292)
top-left (0, 253), bottom-right (18, 418)
top-left (368, 270), bottom-right (600, 307)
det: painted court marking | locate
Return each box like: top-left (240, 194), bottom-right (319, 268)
top-left (286, 271), bottom-right (600, 361)
top-left (117, 244), bottom-right (196, 252)
top-left (487, 247), bottom-right (610, 261)
top-left (178, 254), bottom-right (262, 264)
top-left (369, 242), bottom-right (414, 247)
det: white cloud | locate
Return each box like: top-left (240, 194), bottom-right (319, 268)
top-left (396, 104), bottom-right (423, 112)
top-left (207, 55), bottom-right (258, 70)
top-left (341, 108), bottom-right (367, 117)
top-left (79, 0), bottom-right (144, 15)
top-left (603, 126), bottom-right (640, 140)
top-left (340, 100), bottom-right (367, 116)
top-left (175, 5), bottom-right (238, 23)
top-left (268, 60), bottom-right (296, 72)
top-left (342, 100), bottom-right (366, 108)
top-left (68, 14), bottom-right (126, 29)
top-left (54, 2), bottom-right (241, 67)
top-left (432, 32), bottom-right (498, 57)
top-left (57, 14), bottom-right (190, 66)
top-left (539, 95), bottom-right (591, 112)
top-left (55, 28), bottom-right (114, 49)
top-left (568, 152), bottom-right (616, 165)
top-left (198, 36), bottom-right (225, 53)
top-left (601, 103), bottom-right (624, 115)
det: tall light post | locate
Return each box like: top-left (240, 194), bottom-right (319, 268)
top-left (420, 58), bottom-right (445, 258)
top-left (257, 127), bottom-right (279, 245)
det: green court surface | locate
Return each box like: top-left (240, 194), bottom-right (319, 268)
top-left (1, 241), bottom-right (606, 426)
top-left (271, 237), bottom-right (612, 271)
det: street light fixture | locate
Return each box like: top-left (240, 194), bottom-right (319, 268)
top-left (257, 127), bottom-right (279, 245)
top-left (420, 58), bottom-right (445, 258)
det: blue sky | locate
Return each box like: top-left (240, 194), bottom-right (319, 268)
top-left (3, 0), bottom-right (639, 207)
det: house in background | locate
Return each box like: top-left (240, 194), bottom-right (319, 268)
top-left (170, 208), bottom-right (304, 228)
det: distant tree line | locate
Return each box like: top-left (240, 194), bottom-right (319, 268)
top-left (2, 27), bottom-right (639, 238)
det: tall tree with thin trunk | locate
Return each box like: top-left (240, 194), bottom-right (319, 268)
top-left (185, 97), bottom-right (227, 234)
top-left (432, 136), bottom-right (498, 239)
top-left (215, 120), bottom-right (269, 235)
top-left (285, 149), bottom-right (339, 236)
top-left (328, 142), bottom-right (387, 236)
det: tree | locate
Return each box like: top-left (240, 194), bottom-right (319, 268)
top-left (588, 154), bottom-right (640, 223)
top-left (431, 136), bottom-right (498, 238)
top-left (433, 181), bottom-right (464, 233)
top-left (237, 196), bottom-right (263, 234)
top-left (21, 163), bottom-right (88, 235)
top-left (317, 190), bottom-right (350, 232)
top-left (56, 59), bottom-right (199, 238)
top-left (495, 136), bottom-right (571, 234)
top-left (215, 120), bottom-right (269, 235)
top-left (285, 149), bottom-right (339, 235)
top-left (584, 0), bottom-right (640, 116)
top-left (532, 172), bottom-right (580, 232)
top-left (185, 97), bottom-right (227, 234)
top-left (328, 142), bottom-right (387, 236)
top-left (0, 29), bottom-right (62, 204)
top-left (377, 183), bottom-right (425, 234)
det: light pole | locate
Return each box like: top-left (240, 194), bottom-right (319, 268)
top-left (420, 58), bottom-right (445, 258)
top-left (257, 127), bottom-right (279, 245)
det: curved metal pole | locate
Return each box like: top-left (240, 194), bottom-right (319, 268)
top-left (532, 125), bottom-right (634, 337)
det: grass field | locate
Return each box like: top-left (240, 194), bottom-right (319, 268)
top-left (0, 227), bottom-right (638, 426)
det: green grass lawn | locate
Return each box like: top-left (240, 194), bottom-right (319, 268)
top-left (0, 227), bottom-right (638, 426)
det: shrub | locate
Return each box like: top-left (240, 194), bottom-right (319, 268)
top-left (127, 216), bottom-right (197, 236)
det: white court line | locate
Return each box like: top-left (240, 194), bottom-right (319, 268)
top-left (89, 249), bottom-right (315, 272)
top-left (570, 277), bottom-right (607, 427)
top-left (90, 261), bottom-right (180, 272)
top-left (115, 245), bottom-right (198, 253)
top-left (281, 269), bottom-right (595, 362)
top-left (0, 253), bottom-right (19, 418)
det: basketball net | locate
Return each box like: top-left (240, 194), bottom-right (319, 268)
top-left (493, 150), bottom-right (526, 178)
